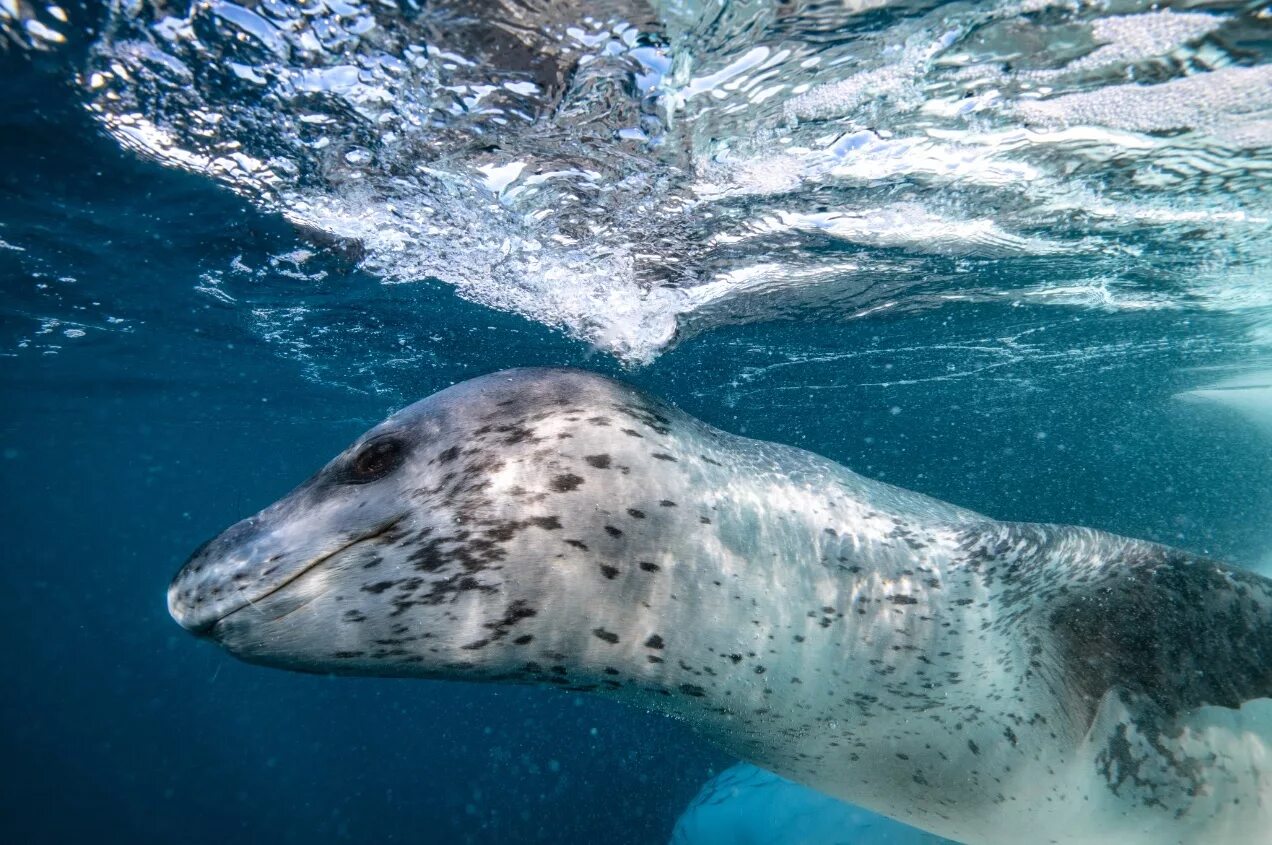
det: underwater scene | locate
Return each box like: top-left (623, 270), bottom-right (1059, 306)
top-left (2, 0), bottom-right (1270, 842)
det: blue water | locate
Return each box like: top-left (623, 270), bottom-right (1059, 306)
top-left (3, 2), bottom-right (1271, 843)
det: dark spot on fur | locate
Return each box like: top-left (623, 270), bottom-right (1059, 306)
top-left (592, 628), bottom-right (620, 644)
top-left (585, 454), bottom-right (611, 469)
top-left (565, 539), bottom-right (589, 551)
top-left (639, 561), bottom-right (660, 572)
top-left (513, 635), bottom-right (534, 645)
top-left (599, 564), bottom-right (620, 580)
top-left (645, 634), bottom-right (665, 649)
top-left (484, 522), bottom-right (520, 542)
top-left (551, 473), bottom-right (584, 492)
top-left (889, 594), bottom-right (919, 605)
top-left (660, 500), bottom-right (676, 507)
top-left (605, 525), bottom-right (623, 537)
top-left (627, 508), bottom-right (645, 519)
top-left (680, 684), bottom-right (706, 697)
top-left (530, 516), bottom-right (562, 530)
top-left (651, 453), bottom-right (677, 461)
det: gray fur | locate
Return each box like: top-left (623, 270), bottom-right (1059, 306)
top-left (169, 368), bottom-right (1272, 845)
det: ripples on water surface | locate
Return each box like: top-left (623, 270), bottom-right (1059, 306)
top-left (5, 0), bottom-right (1270, 370)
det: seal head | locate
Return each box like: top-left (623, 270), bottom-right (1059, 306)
top-left (169, 367), bottom-right (723, 682)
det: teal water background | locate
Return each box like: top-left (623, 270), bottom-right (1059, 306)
top-left (3, 3), bottom-right (1271, 843)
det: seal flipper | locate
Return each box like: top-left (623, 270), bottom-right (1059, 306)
top-left (1069, 686), bottom-right (1272, 840)
top-left (1037, 527), bottom-right (1272, 728)
top-left (962, 522), bottom-right (1272, 731)
top-left (956, 523), bottom-right (1272, 838)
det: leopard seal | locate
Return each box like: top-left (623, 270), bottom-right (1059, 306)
top-left (169, 367), bottom-right (1272, 845)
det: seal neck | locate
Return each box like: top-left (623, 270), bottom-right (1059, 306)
top-left (574, 456), bottom-right (990, 776)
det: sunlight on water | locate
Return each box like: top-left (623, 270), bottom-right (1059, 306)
top-left (40, 0), bottom-right (1266, 364)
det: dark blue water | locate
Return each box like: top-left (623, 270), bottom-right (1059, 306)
top-left (3, 14), bottom-right (1271, 845)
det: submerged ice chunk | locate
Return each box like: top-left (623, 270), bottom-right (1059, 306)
top-left (671, 763), bottom-right (955, 844)
top-left (1176, 371), bottom-right (1272, 438)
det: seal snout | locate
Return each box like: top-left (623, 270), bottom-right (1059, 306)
top-left (169, 505), bottom-right (411, 638)
top-left (168, 516), bottom-right (274, 636)
top-left (168, 531), bottom-right (235, 635)
top-left (167, 587), bottom-right (217, 637)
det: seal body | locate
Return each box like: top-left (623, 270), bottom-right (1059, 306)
top-left (169, 368), bottom-right (1272, 845)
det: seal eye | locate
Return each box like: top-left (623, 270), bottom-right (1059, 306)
top-left (346, 438), bottom-right (405, 483)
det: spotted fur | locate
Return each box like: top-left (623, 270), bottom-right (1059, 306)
top-left (169, 368), bottom-right (1272, 845)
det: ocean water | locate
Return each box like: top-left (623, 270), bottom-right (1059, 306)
top-left (1, 1), bottom-right (1270, 843)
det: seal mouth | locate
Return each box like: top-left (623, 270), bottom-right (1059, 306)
top-left (182, 515), bottom-right (406, 637)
